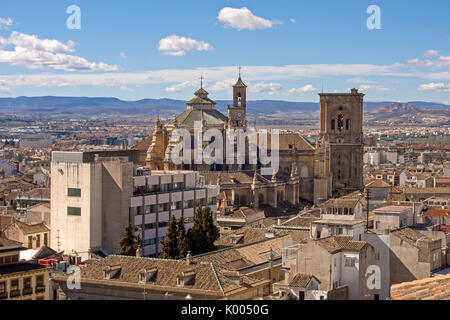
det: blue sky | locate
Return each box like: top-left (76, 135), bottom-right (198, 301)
top-left (0, 0), bottom-right (449, 103)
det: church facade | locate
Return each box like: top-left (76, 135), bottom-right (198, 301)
top-left (137, 75), bottom-right (364, 205)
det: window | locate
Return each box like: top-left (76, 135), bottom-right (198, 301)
top-left (67, 188), bottom-right (81, 197)
top-left (28, 235), bottom-right (33, 249)
top-left (67, 207), bottom-right (81, 216)
top-left (337, 114), bottom-right (344, 131)
top-left (207, 197), bottom-right (216, 206)
top-left (36, 275), bottom-right (44, 287)
top-left (331, 119), bottom-right (335, 130)
top-left (36, 234), bottom-right (41, 248)
top-left (433, 252), bottom-right (439, 262)
top-left (0, 281), bottom-right (6, 294)
top-left (24, 277), bottom-right (31, 289)
top-left (44, 233), bottom-right (48, 246)
top-left (346, 119), bottom-right (350, 130)
top-left (375, 252), bottom-right (380, 261)
top-left (145, 223), bottom-right (156, 230)
top-left (345, 258), bottom-right (356, 267)
top-left (158, 221), bottom-right (168, 228)
top-left (11, 279), bottom-right (19, 291)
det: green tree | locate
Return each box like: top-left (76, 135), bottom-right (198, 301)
top-left (117, 223), bottom-right (137, 256)
top-left (177, 217), bottom-right (189, 259)
top-left (159, 216), bottom-right (179, 259)
top-left (188, 207), bottom-right (219, 255)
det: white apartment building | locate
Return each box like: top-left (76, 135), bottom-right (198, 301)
top-left (130, 168), bottom-right (217, 257)
top-left (312, 199), bottom-right (367, 241)
top-left (51, 150), bottom-right (217, 260)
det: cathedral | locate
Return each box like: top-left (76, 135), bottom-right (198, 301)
top-left (135, 74), bottom-right (364, 205)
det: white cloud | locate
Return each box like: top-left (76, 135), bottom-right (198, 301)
top-left (0, 62), bottom-right (434, 92)
top-left (120, 52), bottom-right (127, 59)
top-left (288, 84), bottom-right (317, 93)
top-left (6, 31), bottom-right (76, 53)
top-left (0, 80), bottom-right (11, 94)
top-left (418, 82), bottom-right (450, 92)
top-left (165, 80), bottom-right (197, 92)
top-left (207, 79), bottom-right (236, 92)
top-left (250, 82), bottom-right (281, 95)
top-left (0, 17), bottom-right (13, 30)
top-left (357, 85), bottom-right (395, 92)
top-left (289, 18), bottom-right (296, 24)
top-left (424, 50), bottom-right (439, 57)
top-left (120, 85), bottom-right (133, 92)
top-left (406, 55), bottom-right (450, 68)
top-left (218, 7), bottom-right (278, 30)
top-left (158, 35), bottom-right (213, 56)
top-left (0, 31), bottom-right (118, 71)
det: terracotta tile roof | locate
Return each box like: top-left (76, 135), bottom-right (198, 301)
top-left (0, 235), bottom-right (23, 249)
top-left (405, 187), bottom-right (450, 194)
top-left (390, 227), bottom-right (434, 247)
top-left (0, 215), bottom-right (13, 230)
top-left (289, 274), bottom-right (320, 288)
top-left (12, 220), bottom-right (49, 234)
top-left (321, 198), bottom-right (361, 208)
top-left (391, 274), bottom-right (450, 300)
top-left (71, 255), bottom-right (261, 296)
top-left (227, 207), bottom-right (262, 219)
top-left (196, 233), bottom-right (308, 271)
top-left (423, 208), bottom-right (450, 217)
top-left (315, 236), bottom-right (368, 254)
top-left (246, 217), bottom-right (278, 228)
top-left (215, 228), bottom-right (284, 248)
top-left (18, 188), bottom-right (50, 200)
top-left (366, 179), bottom-right (391, 188)
top-left (281, 216), bottom-right (318, 228)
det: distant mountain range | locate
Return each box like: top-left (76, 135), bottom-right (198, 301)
top-left (367, 102), bottom-right (450, 124)
top-left (0, 96), bottom-right (449, 117)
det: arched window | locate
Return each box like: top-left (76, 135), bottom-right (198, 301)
top-left (331, 119), bottom-right (335, 130)
top-left (237, 92), bottom-right (241, 106)
top-left (346, 119), bottom-right (351, 130)
top-left (337, 114), bottom-right (344, 131)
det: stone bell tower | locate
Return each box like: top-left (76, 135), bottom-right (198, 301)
top-left (227, 67), bottom-right (247, 129)
top-left (317, 88), bottom-right (364, 197)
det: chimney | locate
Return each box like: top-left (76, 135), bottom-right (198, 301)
top-left (136, 245), bottom-right (142, 258)
top-left (186, 252), bottom-right (192, 265)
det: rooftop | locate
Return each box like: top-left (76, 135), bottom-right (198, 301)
top-left (315, 236), bottom-right (368, 254)
top-left (391, 274), bottom-right (450, 300)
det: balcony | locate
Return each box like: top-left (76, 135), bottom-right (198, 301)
top-left (9, 289), bottom-right (21, 298)
top-left (35, 286), bottom-right (45, 293)
top-left (0, 292), bottom-right (7, 299)
top-left (23, 287), bottom-right (33, 295)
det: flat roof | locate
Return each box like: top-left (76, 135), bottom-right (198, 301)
top-left (373, 206), bottom-right (411, 214)
top-left (0, 262), bottom-right (48, 276)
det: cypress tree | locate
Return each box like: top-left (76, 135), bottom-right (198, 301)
top-left (117, 223), bottom-right (137, 256)
top-left (187, 207), bottom-right (220, 255)
top-left (177, 217), bottom-right (189, 259)
top-left (159, 215), bottom-right (179, 259)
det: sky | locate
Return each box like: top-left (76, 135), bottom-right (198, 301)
top-left (0, 0), bottom-right (449, 103)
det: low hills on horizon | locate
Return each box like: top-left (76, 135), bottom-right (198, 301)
top-left (0, 96), bottom-right (449, 124)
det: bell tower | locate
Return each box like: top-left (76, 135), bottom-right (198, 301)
top-left (317, 88), bottom-right (364, 196)
top-left (227, 67), bottom-right (247, 129)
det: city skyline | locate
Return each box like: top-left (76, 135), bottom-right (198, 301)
top-left (0, 0), bottom-right (448, 103)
